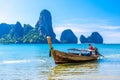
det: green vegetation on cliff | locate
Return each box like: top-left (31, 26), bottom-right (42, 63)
top-left (0, 9), bottom-right (58, 44)
top-left (0, 22), bottom-right (47, 44)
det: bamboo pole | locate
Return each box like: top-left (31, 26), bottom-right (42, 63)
top-left (47, 36), bottom-right (54, 57)
top-left (47, 36), bottom-right (53, 49)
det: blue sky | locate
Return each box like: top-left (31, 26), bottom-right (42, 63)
top-left (0, 0), bottom-right (120, 43)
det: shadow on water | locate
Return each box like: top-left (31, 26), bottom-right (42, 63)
top-left (49, 60), bottom-right (99, 80)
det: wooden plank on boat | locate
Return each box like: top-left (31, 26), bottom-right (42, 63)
top-left (47, 36), bottom-right (102, 64)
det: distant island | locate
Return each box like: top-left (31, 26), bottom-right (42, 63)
top-left (80, 32), bottom-right (103, 44)
top-left (0, 9), bottom-right (103, 44)
top-left (0, 9), bottom-right (59, 44)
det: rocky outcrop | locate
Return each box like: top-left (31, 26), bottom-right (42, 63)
top-left (9, 21), bottom-right (23, 38)
top-left (35, 9), bottom-right (55, 37)
top-left (0, 9), bottom-right (60, 44)
top-left (0, 9), bottom-right (104, 44)
top-left (0, 22), bottom-right (24, 43)
top-left (0, 23), bottom-right (12, 38)
top-left (35, 9), bottom-right (59, 43)
top-left (90, 32), bottom-right (103, 43)
top-left (60, 29), bottom-right (78, 43)
top-left (23, 24), bottom-right (33, 35)
top-left (80, 32), bottom-right (103, 44)
top-left (80, 35), bottom-right (87, 43)
top-left (23, 29), bottom-right (47, 44)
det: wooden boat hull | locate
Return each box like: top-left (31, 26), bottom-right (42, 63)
top-left (47, 36), bottom-right (100, 64)
top-left (51, 49), bottom-right (99, 64)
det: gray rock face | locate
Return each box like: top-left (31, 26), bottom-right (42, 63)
top-left (35, 9), bottom-right (59, 43)
top-left (90, 32), bottom-right (103, 43)
top-left (80, 35), bottom-right (87, 43)
top-left (35, 9), bottom-right (56, 38)
top-left (60, 29), bottom-right (78, 44)
top-left (0, 23), bottom-right (12, 38)
top-left (80, 32), bottom-right (103, 44)
top-left (23, 24), bottom-right (33, 35)
top-left (10, 21), bottom-right (23, 38)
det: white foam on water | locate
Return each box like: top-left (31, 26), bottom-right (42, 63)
top-left (105, 54), bottom-right (120, 58)
top-left (0, 60), bottom-right (31, 64)
top-left (0, 59), bottom-right (46, 64)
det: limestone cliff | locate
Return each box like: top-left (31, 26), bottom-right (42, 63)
top-left (60, 29), bottom-right (78, 44)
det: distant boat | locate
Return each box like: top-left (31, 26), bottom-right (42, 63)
top-left (47, 36), bottom-right (103, 64)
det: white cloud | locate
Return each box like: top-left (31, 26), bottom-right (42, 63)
top-left (100, 26), bottom-right (120, 30)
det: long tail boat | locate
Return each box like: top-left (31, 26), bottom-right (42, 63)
top-left (47, 36), bottom-right (103, 64)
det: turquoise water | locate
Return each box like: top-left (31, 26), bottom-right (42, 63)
top-left (0, 44), bottom-right (120, 80)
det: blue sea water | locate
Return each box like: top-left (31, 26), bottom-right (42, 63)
top-left (0, 44), bottom-right (120, 80)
